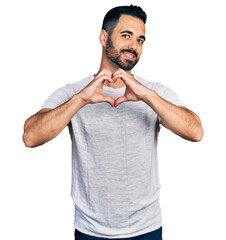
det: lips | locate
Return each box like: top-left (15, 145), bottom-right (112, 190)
top-left (123, 52), bottom-right (135, 60)
top-left (121, 49), bottom-right (137, 60)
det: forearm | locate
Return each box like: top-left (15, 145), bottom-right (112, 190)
top-left (142, 89), bottom-right (204, 142)
top-left (23, 93), bottom-right (87, 147)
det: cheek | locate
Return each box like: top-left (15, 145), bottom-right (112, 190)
top-left (136, 48), bottom-right (142, 59)
top-left (118, 42), bottom-right (127, 51)
top-left (139, 45), bottom-right (144, 55)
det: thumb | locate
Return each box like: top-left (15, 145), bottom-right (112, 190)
top-left (103, 95), bottom-right (115, 107)
top-left (114, 95), bottom-right (127, 108)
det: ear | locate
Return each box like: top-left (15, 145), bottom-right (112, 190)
top-left (99, 29), bottom-right (108, 47)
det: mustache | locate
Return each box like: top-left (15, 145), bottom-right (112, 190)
top-left (121, 49), bottom-right (137, 58)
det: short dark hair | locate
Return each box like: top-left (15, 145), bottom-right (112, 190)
top-left (102, 5), bottom-right (147, 36)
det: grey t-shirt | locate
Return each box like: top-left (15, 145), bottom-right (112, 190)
top-left (42, 75), bottom-right (183, 238)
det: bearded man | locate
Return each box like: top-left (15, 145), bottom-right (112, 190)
top-left (23, 5), bottom-right (203, 240)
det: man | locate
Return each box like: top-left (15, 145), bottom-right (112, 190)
top-left (23, 5), bottom-right (203, 240)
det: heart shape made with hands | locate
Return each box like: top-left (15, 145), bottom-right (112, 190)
top-left (100, 69), bottom-right (145, 108)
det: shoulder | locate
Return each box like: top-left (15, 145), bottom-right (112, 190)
top-left (134, 75), bottom-right (184, 106)
top-left (134, 75), bottom-right (167, 92)
top-left (68, 75), bottom-right (93, 94)
top-left (47, 75), bottom-right (93, 96)
top-left (41, 75), bottom-right (93, 109)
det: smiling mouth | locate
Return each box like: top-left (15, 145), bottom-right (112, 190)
top-left (123, 52), bottom-right (135, 60)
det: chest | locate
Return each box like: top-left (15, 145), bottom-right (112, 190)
top-left (72, 101), bottom-right (158, 138)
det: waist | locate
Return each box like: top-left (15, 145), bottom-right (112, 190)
top-left (74, 200), bottom-right (162, 238)
top-left (75, 226), bottom-right (162, 239)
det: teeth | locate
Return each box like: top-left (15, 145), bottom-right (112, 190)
top-left (125, 53), bottom-right (133, 58)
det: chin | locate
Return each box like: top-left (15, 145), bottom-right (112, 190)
top-left (121, 62), bottom-right (137, 71)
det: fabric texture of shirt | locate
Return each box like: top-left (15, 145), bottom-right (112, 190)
top-left (42, 75), bottom-right (184, 238)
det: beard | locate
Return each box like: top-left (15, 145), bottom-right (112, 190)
top-left (105, 36), bottom-right (140, 71)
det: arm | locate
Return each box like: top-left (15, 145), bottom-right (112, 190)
top-left (23, 69), bottom-right (115, 148)
top-left (112, 69), bottom-right (204, 142)
top-left (142, 89), bottom-right (204, 142)
top-left (22, 94), bottom-right (87, 148)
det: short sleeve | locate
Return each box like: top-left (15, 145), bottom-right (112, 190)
top-left (153, 83), bottom-right (184, 107)
top-left (41, 84), bottom-right (74, 109)
top-left (148, 82), bottom-right (184, 122)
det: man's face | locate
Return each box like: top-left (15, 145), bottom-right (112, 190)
top-left (105, 15), bottom-right (146, 71)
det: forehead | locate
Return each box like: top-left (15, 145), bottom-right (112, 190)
top-left (113, 14), bottom-right (145, 35)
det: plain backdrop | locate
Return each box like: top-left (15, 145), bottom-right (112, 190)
top-left (0, 0), bottom-right (225, 239)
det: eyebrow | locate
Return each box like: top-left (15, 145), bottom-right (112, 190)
top-left (120, 30), bottom-right (146, 41)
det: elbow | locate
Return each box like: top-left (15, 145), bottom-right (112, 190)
top-left (180, 125), bottom-right (204, 142)
top-left (188, 114), bottom-right (204, 142)
top-left (22, 132), bottom-right (32, 148)
top-left (22, 132), bottom-right (37, 148)
top-left (191, 126), bottom-right (204, 142)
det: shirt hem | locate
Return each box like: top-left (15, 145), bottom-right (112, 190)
top-left (74, 223), bottom-right (162, 239)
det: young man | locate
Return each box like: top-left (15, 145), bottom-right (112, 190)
top-left (23, 5), bottom-right (203, 240)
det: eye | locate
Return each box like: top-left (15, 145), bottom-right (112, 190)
top-left (138, 39), bottom-right (144, 44)
top-left (122, 34), bottom-right (130, 39)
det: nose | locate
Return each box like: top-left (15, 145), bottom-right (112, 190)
top-left (127, 38), bottom-right (138, 51)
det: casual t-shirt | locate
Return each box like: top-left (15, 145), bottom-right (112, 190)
top-left (42, 75), bottom-right (184, 238)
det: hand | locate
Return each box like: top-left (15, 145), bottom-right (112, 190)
top-left (112, 69), bottom-right (150, 107)
top-left (78, 68), bottom-right (115, 107)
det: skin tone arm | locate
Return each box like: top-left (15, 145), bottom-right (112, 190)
top-left (112, 69), bottom-right (204, 142)
top-left (23, 96), bottom-right (86, 148)
top-left (142, 92), bottom-right (203, 141)
top-left (23, 69), bottom-right (114, 148)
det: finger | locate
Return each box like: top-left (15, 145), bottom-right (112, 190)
top-left (95, 68), bottom-right (112, 79)
top-left (102, 68), bottom-right (113, 77)
top-left (96, 75), bottom-right (113, 84)
top-left (112, 73), bottom-right (130, 84)
top-left (114, 95), bottom-right (127, 108)
top-left (103, 95), bottom-right (115, 107)
top-left (113, 68), bottom-right (130, 77)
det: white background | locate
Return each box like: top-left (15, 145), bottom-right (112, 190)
top-left (0, 0), bottom-right (225, 239)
